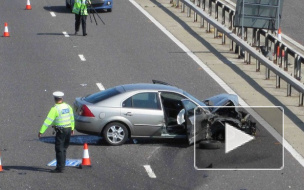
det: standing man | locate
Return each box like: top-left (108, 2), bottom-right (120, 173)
top-left (38, 91), bottom-right (75, 173)
top-left (73, 0), bottom-right (91, 36)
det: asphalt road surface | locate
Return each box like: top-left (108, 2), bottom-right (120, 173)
top-left (0, 0), bottom-right (303, 189)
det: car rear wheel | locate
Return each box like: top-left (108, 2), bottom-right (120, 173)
top-left (103, 122), bottom-right (128, 145)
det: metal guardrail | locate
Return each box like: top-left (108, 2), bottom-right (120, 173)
top-left (172, 0), bottom-right (304, 106)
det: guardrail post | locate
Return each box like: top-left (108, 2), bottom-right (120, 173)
top-left (181, 2), bottom-right (185, 12)
top-left (294, 54), bottom-right (298, 79)
top-left (265, 67), bottom-right (270, 79)
top-left (207, 22), bottom-right (211, 33)
top-left (214, 27), bottom-right (218, 38)
top-left (230, 38), bottom-right (234, 51)
top-left (252, 28), bottom-right (257, 47)
top-left (199, 0), bottom-right (205, 28)
top-left (222, 6), bottom-right (226, 25)
top-left (222, 33), bottom-right (226, 44)
top-left (276, 75), bottom-right (280, 88)
top-left (200, 17), bottom-right (205, 28)
top-left (228, 11), bottom-right (233, 30)
top-left (287, 83), bottom-right (292, 96)
top-left (278, 45), bottom-right (283, 67)
top-left (244, 28), bottom-right (248, 41)
top-left (294, 56), bottom-right (301, 80)
top-left (256, 60), bottom-right (260, 72)
top-left (257, 30), bottom-right (261, 47)
top-left (202, 0), bottom-right (206, 10)
top-left (215, 4), bottom-right (218, 20)
top-left (299, 93), bottom-right (304, 106)
top-left (244, 51), bottom-right (248, 63)
top-left (176, 0), bottom-right (180, 7)
top-left (208, 0), bottom-right (212, 16)
top-left (187, 6), bottom-right (191, 17)
top-left (284, 47), bottom-right (288, 71)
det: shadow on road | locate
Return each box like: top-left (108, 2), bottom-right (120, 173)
top-left (2, 166), bottom-right (50, 173)
top-left (37, 33), bottom-right (67, 36)
top-left (39, 135), bottom-right (189, 148)
top-left (39, 135), bottom-right (102, 146)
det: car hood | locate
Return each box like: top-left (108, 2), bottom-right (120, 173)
top-left (202, 94), bottom-right (239, 112)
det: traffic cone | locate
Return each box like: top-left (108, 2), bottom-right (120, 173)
top-left (3, 23), bottom-right (10, 37)
top-left (277, 28), bottom-right (282, 41)
top-left (80, 143), bottom-right (91, 168)
top-left (26, 0), bottom-right (32, 10)
top-left (0, 152), bottom-right (3, 172)
top-left (276, 28), bottom-right (282, 57)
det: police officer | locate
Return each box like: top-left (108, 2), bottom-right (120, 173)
top-left (73, 0), bottom-right (91, 36)
top-left (38, 91), bottom-right (75, 173)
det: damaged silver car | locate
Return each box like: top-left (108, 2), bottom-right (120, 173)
top-left (74, 80), bottom-right (256, 146)
top-left (178, 97), bottom-right (256, 149)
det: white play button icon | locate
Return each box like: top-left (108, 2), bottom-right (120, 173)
top-left (225, 123), bottom-right (255, 153)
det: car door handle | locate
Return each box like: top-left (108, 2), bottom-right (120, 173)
top-left (124, 112), bottom-right (133, 116)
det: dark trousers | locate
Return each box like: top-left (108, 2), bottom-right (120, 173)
top-left (55, 127), bottom-right (71, 171)
top-left (75, 14), bottom-right (87, 35)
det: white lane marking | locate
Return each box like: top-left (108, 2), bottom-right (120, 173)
top-left (78, 54), bottom-right (86, 61)
top-left (143, 165), bottom-right (156, 178)
top-left (96, 83), bottom-right (105, 90)
top-left (50, 12), bottom-right (56, 17)
top-left (63, 31), bottom-right (70, 37)
top-left (129, 0), bottom-right (304, 168)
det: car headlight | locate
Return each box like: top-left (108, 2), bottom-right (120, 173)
top-left (107, 1), bottom-right (111, 5)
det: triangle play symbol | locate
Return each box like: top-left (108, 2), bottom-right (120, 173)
top-left (225, 123), bottom-right (255, 153)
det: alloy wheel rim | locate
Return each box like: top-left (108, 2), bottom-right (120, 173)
top-left (107, 125), bottom-right (125, 144)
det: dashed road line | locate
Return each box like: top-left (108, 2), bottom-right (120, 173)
top-left (50, 12), bottom-right (56, 17)
top-left (78, 54), bottom-right (86, 61)
top-left (63, 31), bottom-right (70, 37)
top-left (96, 83), bottom-right (105, 90)
top-left (143, 165), bottom-right (156, 178)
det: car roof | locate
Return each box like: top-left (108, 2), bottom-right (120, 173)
top-left (119, 83), bottom-right (184, 93)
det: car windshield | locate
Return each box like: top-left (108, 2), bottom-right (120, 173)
top-left (182, 91), bottom-right (206, 107)
top-left (84, 87), bottom-right (122, 103)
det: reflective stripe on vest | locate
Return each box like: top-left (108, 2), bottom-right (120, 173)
top-left (53, 103), bottom-right (72, 128)
top-left (72, 0), bottom-right (88, 15)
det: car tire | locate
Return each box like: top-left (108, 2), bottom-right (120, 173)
top-left (199, 140), bottom-right (221, 149)
top-left (108, 8), bottom-right (112, 12)
top-left (103, 122), bottom-right (128, 146)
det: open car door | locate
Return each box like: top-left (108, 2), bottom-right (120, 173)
top-left (178, 99), bottom-right (205, 145)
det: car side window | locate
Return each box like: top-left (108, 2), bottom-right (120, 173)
top-left (122, 92), bottom-right (161, 110)
top-left (160, 92), bottom-right (186, 110)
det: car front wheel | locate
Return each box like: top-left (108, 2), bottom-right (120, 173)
top-left (103, 122), bottom-right (128, 145)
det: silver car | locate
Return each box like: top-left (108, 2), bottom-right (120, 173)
top-left (74, 81), bottom-right (252, 146)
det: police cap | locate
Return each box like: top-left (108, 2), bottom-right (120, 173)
top-left (53, 91), bottom-right (64, 98)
